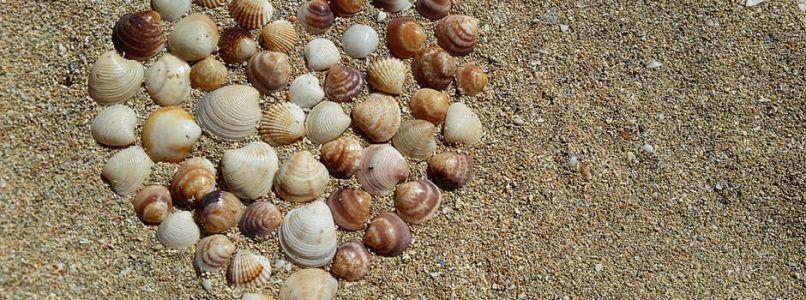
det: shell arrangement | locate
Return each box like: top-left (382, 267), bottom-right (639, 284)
top-left (91, 0), bottom-right (486, 298)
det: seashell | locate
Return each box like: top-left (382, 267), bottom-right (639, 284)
top-left (274, 151), bottom-right (330, 202)
top-left (363, 212), bottom-right (411, 256)
top-left (196, 85), bottom-right (262, 140)
top-left (386, 17), bottom-right (426, 59)
top-left (243, 294), bottom-right (275, 300)
top-left (151, 0), bottom-right (190, 21)
top-left (200, 190), bottom-right (246, 233)
top-left (190, 56), bottom-right (228, 92)
top-left (372, 0), bottom-right (412, 12)
top-left (416, 0), bottom-right (451, 20)
top-left (112, 11), bottom-right (165, 61)
top-left (367, 58), bottom-right (406, 95)
top-left (227, 251), bottom-right (272, 288)
top-left (443, 102), bottom-right (482, 145)
top-left (222, 141), bottom-right (279, 199)
top-left (197, 0), bottom-right (226, 8)
top-left (289, 74), bottom-right (325, 108)
top-left (239, 201), bottom-right (282, 237)
top-left (297, 1), bottom-right (335, 34)
top-left (394, 180), bottom-right (440, 224)
top-left (278, 201), bottom-right (338, 267)
top-left (145, 53), bottom-right (191, 106)
top-left (132, 185), bottom-right (172, 224)
top-left (305, 101), bottom-right (351, 145)
top-left (142, 106), bottom-right (202, 162)
top-left (91, 105), bottom-right (137, 147)
top-left (218, 28), bottom-right (259, 65)
top-left (246, 51), bottom-right (292, 95)
top-left (410, 88), bottom-right (450, 125)
top-left (194, 234), bottom-right (236, 273)
top-left (259, 103), bottom-right (306, 146)
top-left (352, 93), bottom-right (401, 143)
top-left (170, 157), bottom-right (216, 208)
top-left (356, 144), bottom-right (410, 196)
top-left (326, 188), bottom-right (371, 231)
top-left (229, 0), bottom-right (274, 29)
top-left (261, 20), bottom-right (297, 53)
top-left (391, 119), bottom-right (437, 160)
top-left (320, 136), bottom-right (362, 179)
top-left (427, 152), bottom-right (473, 190)
top-left (329, 0), bottom-right (363, 17)
top-left (331, 241), bottom-right (371, 281)
top-left (455, 63), bottom-right (488, 96)
top-left (156, 211), bottom-right (200, 248)
top-left (279, 269), bottom-right (338, 300)
top-left (88, 50), bottom-right (144, 105)
top-left (435, 15), bottom-right (480, 56)
top-left (412, 46), bottom-right (457, 90)
top-left (341, 24), bottom-right (379, 59)
top-left (103, 146), bottom-right (153, 196)
top-left (304, 38), bottom-right (340, 71)
top-left (168, 13), bottom-right (220, 62)
top-left (324, 65), bottom-right (363, 103)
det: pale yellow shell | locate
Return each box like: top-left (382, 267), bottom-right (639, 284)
top-left (274, 151), bottom-right (329, 202)
top-left (221, 141), bottom-right (279, 200)
top-left (259, 102), bottom-right (306, 146)
top-left (196, 85), bottom-right (262, 140)
top-left (443, 102), bottom-right (482, 145)
top-left (368, 58), bottom-right (406, 95)
top-left (168, 13), bottom-right (220, 62)
top-left (305, 101), bottom-right (351, 145)
top-left (279, 268), bottom-right (338, 300)
top-left (156, 211), bottom-right (200, 248)
top-left (91, 105), bottom-right (137, 147)
top-left (142, 106), bottom-right (202, 163)
top-left (88, 50), bottom-right (144, 105)
top-left (352, 93), bottom-right (401, 143)
top-left (145, 53), bottom-right (191, 106)
top-left (229, 0), bottom-right (274, 29)
top-left (261, 20), bottom-right (297, 53)
top-left (391, 119), bottom-right (437, 160)
top-left (102, 146), bottom-right (154, 196)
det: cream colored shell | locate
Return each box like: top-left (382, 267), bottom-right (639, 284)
top-left (196, 85), bottom-right (262, 140)
top-left (289, 74), bottom-right (324, 108)
top-left (91, 105), bottom-right (137, 147)
top-left (304, 38), bottom-right (340, 71)
top-left (102, 146), bottom-right (153, 196)
top-left (221, 141), bottom-right (279, 200)
top-left (259, 102), bottom-right (306, 146)
top-left (261, 20), bottom-right (297, 53)
top-left (229, 0), bottom-right (274, 29)
top-left (443, 102), bottom-right (482, 145)
top-left (151, 0), bottom-right (190, 21)
top-left (156, 211), bottom-right (200, 248)
top-left (278, 201), bottom-right (338, 267)
top-left (274, 151), bottom-right (329, 202)
top-left (168, 13), bottom-right (220, 62)
top-left (279, 268), bottom-right (338, 300)
top-left (88, 50), bottom-right (144, 105)
top-left (305, 101), bottom-right (350, 145)
top-left (143, 107), bottom-right (202, 163)
top-left (145, 54), bottom-right (191, 106)
top-left (368, 58), bottom-right (406, 95)
top-left (228, 251), bottom-right (273, 288)
top-left (391, 119), bottom-right (437, 160)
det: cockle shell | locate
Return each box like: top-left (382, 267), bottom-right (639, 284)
top-left (219, 28), bottom-right (259, 65)
top-left (91, 105), bottom-right (137, 147)
top-left (200, 190), bottom-right (246, 233)
top-left (132, 185), bottom-right (172, 224)
top-left (342, 24), bottom-right (379, 59)
top-left (435, 15), bottom-right (480, 56)
top-left (368, 58), bottom-right (406, 95)
top-left (372, 0), bottom-right (412, 12)
top-left (297, 1), bottom-right (335, 34)
top-left (246, 51), bottom-right (292, 95)
top-left (326, 188), bottom-right (371, 231)
top-left (259, 103), bottom-right (306, 146)
top-left (320, 136), bottom-right (362, 179)
top-left (145, 53), bottom-right (191, 106)
top-left (170, 157), bottom-right (216, 208)
top-left (168, 13), bottom-right (220, 62)
top-left (239, 201), bottom-right (282, 237)
top-left (142, 106), bottom-right (202, 162)
top-left (278, 201), bottom-right (338, 267)
top-left (190, 56), bottom-right (228, 91)
top-left (102, 146), bottom-right (153, 196)
top-left (412, 46), bottom-right (457, 90)
top-left (229, 0), bottom-right (274, 29)
top-left (410, 88), bottom-right (450, 124)
top-left (392, 119), bottom-right (437, 160)
top-left (356, 144), bottom-right (410, 196)
top-left (427, 152), bottom-right (473, 190)
top-left (304, 38), bottom-right (340, 71)
top-left (352, 93), bottom-right (401, 142)
top-left (196, 85), bottom-right (262, 140)
top-left (364, 212), bottom-right (411, 257)
top-left (151, 0), bottom-right (190, 21)
top-left (289, 74), bottom-right (325, 108)
top-left (387, 17), bottom-right (426, 59)
top-left (331, 241), bottom-right (371, 281)
top-left (416, 0), bottom-right (451, 20)
top-left (443, 102), bottom-right (482, 145)
top-left (156, 211), bottom-right (200, 248)
top-left (274, 151), bottom-right (330, 202)
top-left (279, 269), bottom-right (338, 300)
top-left (394, 180), bottom-right (440, 224)
top-left (305, 101), bottom-right (351, 145)
top-left (261, 20), bottom-right (297, 53)
top-left (228, 251), bottom-right (272, 288)
top-left (329, 0), bottom-right (363, 17)
top-left (112, 11), bottom-right (165, 61)
top-left (194, 234), bottom-right (236, 273)
top-left (197, 0), bottom-right (226, 8)
top-left (88, 50), bottom-right (144, 105)
top-left (222, 142), bottom-right (279, 200)
top-left (456, 63), bottom-right (488, 96)
top-left (324, 64), bottom-right (363, 102)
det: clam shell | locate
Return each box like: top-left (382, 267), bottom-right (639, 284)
top-left (151, 0), bottom-right (190, 21)
top-left (342, 24), bottom-right (379, 59)
top-left (443, 102), bottom-right (482, 145)
top-left (305, 101), bottom-right (351, 145)
top-left (190, 56), bottom-right (228, 91)
top-left (364, 212), bottom-right (411, 257)
top-left (331, 241), bottom-right (371, 281)
top-left (259, 103), bottom-right (306, 146)
top-left (200, 190), bottom-right (246, 233)
top-left (279, 269), bottom-right (338, 300)
top-left (222, 141), bottom-right (279, 200)
top-left (416, 0), bottom-right (451, 20)
top-left (386, 17), bottom-right (426, 59)
top-left (102, 146), bottom-right (153, 196)
top-left (142, 106), bottom-right (202, 162)
top-left (304, 38), bottom-right (340, 71)
top-left (352, 93), bottom-right (401, 143)
top-left (145, 53), bottom-right (191, 106)
top-left (329, 0), bottom-right (363, 17)
top-left (435, 15), bottom-right (480, 56)
top-left (239, 201), bottom-right (282, 237)
top-left (112, 11), bottom-right (165, 61)
top-left (196, 85), bottom-right (262, 140)
top-left (297, 1), bottom-right (335, 34)
top-left (246, 51), bottom-right (292, 95)
top-left (391, 119), bottom-right (437, 160)
top-left (132, 185), bottom-right (172, 224)
top-left (410, 88), bottom-right (450, 125)
top-left (156, 211), bottom-right (200, 248)
top-left (324, 64), bottom-right (363, 103)
top-left (356, 144), bottom-right (410, 196)
top-left (427, 152), bottom-right (473, 190)
top-left (372, 0), bottom-right (412, 12)
top-left (243, 294), bottom-right (275, 300)
top-left (456, 62), bottom-right (488, 96)
top-left (170, 157), bottom-right (216, 208)
top-left (197, 0), bottom-right (226, 8)
top-left (91, 104), bottom-right (137, 147)
top-left (229, 0), bottom-right (274, 29)
top-left (227, 251), bottom-right (272, 288)
top-left (274, 151), bottom-right (330, 202)
top-left (88, 50), bottom-right (144, 105)
top-left (168, 13), bottom-right (220, 62)
top-left (394, 180), bottom-right (440, 224)
top-left (289, 74), bottom-right (325, 108)
top-left (278, 201), bottom-right (338, 267)
top-left (261, 20), bottom-right (297, 53)
top-left (219, 27), bottom-right (259, 65)
top-left (368, 58), bottom-right (406, 95)
top-left (194, 234), bottom-right (236, 273)
top-left (326, 188), bottom-right (371, 231)
top-left (412, 45), bottom-right (457, 90)
top-left (320, 136), bottom-right (362, 179)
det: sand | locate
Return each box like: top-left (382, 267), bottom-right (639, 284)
top-left (1, 0), bottom-right (804, 298)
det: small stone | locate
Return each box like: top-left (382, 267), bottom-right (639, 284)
top-left (799, 0), bottom-right (806, 12)
top-left (376, 11), bottom-right (387, 22)
top-left (513, 115), bottom-right (525, 125)
top-left (201, 278), bottom-right (212, 291)
top-left (563, 296), bottom-right (570, 300)
top-left (275, 259), bottom-right (286, 270)
top-left (646, 59), bottom-right (662, 69)
top-left (642, 144), bottom-right (655, 154)
top-left (545, 7), bottom-right (560, 24)
top-left (745, 0), bottom-right (767, 7)
top-left (441, 207), bottom-right (453, 215)
top-left (580, 161), bottom-right (591, 182)
top-left (559, 24), bottom-right (570, 32)
top-left (58, 44), bottom-right (67, 56)
top-left (626, 151), bottom-right (636, 162)
top-left (595, 263), bottom-right (604, 272)
top-left (715, 181), bottom-right (724, 191)
top-left (429, 272), bottom-right (441, 278)
top-left (567, 155), bottom-right (579, 170)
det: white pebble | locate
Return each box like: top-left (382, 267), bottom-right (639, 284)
top-left (799, 0), bottom-right (806, 11)
top-left (559, 24), bottom-right (570, 32)
top-left (201, 278), bottom-right (212, 291)
top-left (745, 0), bottom-right (767, 7)
top-left (376, 11), bottom-right (387, 22)
top-left (595, 263), bottom-right (604, 272)
top-left (642, 144), bottom-right (655, 154)
top-left (626, 151), bottom-right (636, 162)
top-left (646, 59), bottom-right (663, 69)
top-left (567, 155), bottom-right (579, 170)
top-left (513, 115), bottom-right (525, 125)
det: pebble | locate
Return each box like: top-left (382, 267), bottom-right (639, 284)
top-left (567, 155), bottom-right (579, 170)
top-left (559, 24), bottom-right (570, 32)
top-left (595, 263), bottom-right (604, 272)
top-left (646, 59), bottom-right (663, 69)
top-left (376, 11), bottom-right (387, 22)
top-left (201, 278), bottom-right (212, 291)
top-left (745, 0), bottom-right (767, 7)
top-left (642, 144), bottom-right (655, 154)
top-left (626, 151), bottom-right (636, 162)
top-left (513, 115), bottom-right (525, 125)
top-left (58, 44), bottom-right (67, 56)
top-left (800, 0), bottom-right (806, 11)
top-left (545, 7), bottom-right (560, 24)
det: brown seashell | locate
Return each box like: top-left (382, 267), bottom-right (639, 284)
top-left (170, 157), bottom-right (216, 209)
top-left (326, 188), bottom-right (371, 231)
top-left (246, 51), bottom-right (292, 95)
top-left (427, 152), bottom-right (473, 190)
top-left (228, 251), bottom-right (273, 288)
top-left (239, 201), bottom-right (282, 237)
top-left (200, 190), bottom-right (246, 233)
top-left (455, 63), bottom-right (488, 96)
top-left (274, 151), bottom-right (330, 203)
top-left (261, 20), bottom-right (297, 53)
top-left (197, 0), bottom-right (226, 8)
top-left (386, 17), bottom-right (426, 59)
top-left (412, 46), bottom-right (457, 90)
top-left (435, 15), bottom-right (479, 56)
top-left (367, 58), bottom-right (406, 95)
top-left (112, 11), bottom-right (165, 61)
top-left (297, 1), bottom-right (334, 34)
top-left (416, 0), bottom-right (451, 20)
top-left (352, 93), bottom-right (401, 143)
top-left (229, 0), bottom-right (275, 29)
top-left (364, 212), bottom-right (411, 257)
top-left (324, 65), bottom-right (364, 102)
top-left (132, 185), bottom-right (172, 224)
top-left (194, 234), bottom-right (236, 273)
top-left (410, 88), bottom-right (450, 125)
top-left (331, 241), bottom-right (371, 281)
top-left (190, 56), bottom-right (228, 91)
top-left (219, 28), bottom-right (259, 65)
top-left (320, 136), bottom-right (362, 179)
top-left (329, 0), bottom-right (363, 17)
top-left (394, 180), bottom-right (440, 224)
top-left (372, 0), bottom-right (411, 12)
top-left (356, 144), bottom-right (410, 196)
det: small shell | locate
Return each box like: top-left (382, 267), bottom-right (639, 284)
top-left (112, 11), bottom-right (165, 61)
top-left (274, 151), bottom-right (330, 202)
top-left (364, 212), bottom-right (411, 257)
top-left (91, 105), bottom-right (137, 147)
top-left (228, 251), bottom-right (273, 288)
top-left (229, 0), bottom-right (274, 29)
top-left (427, 152), bottom-right (473, 190)
top-left (239, 201), bottom-right (282, 237)
top-left (200, 190), bottom-right (246, 233)
top-left (156, 211), bottom-right (200, 248)
top-left (386, 17), bottom-right (426, 59)
top-left (372, 0), bottom-right (412, 12)
top-left (305, 101), bottom-right (351, 145)
top-left (88, 50), bottom-right (144, 105)
top-left (132, 185), bottom-right (172, 224)
top-left (190, 57), bottom-right (228, 91)
top-left (356, 144), bottom-right (410, 196)
top-left (304, 38), bottom-right (340, 71)
top-left (435, 15), bottom-right (480, 56)
top-left (331, 241), bottom-right (371, 281)
top-left (279, 269), bottom-right (338, 300)
top-left (242, 294), bottom-right (274, 300)
top-left (410, 88), bottom-right (450, 125)
top-left (246, 51), bottom-right (292, 95)
top-left (194, 234), bottom-right (236, 273)
top-left (222, 141), bottom-right (279, 199)
top-left (102, 146), bottom-right (154, 196)
top-left (168, 13), bottom-right (220, 62)
top-left (392, 120), bottom-right (437, 160)
top-left (145, 53), bottom-right (191, 106)
top-left (219, 27), bottom-right (259, 65)
top-left (443, 102), bottom-right (482, 145)
top-left (326, 188), bottom-right (371, 231)
top-left (170, 157), bottom-right (216, 208)
top-left (416, 0), bottom-right (451, 20)
top-left (352, 93), bottom-right (401, 143)
top-left (196, 85), bottom-right (262, 140)
top-left (297, 1), bottom-right (335, 34)
top-left (196, 0), bottom-right (226, 8)
top-left (456, 63), bottom-right (488, 96)
top-left (394, 180), bottom-right (440, 224)
top-left (278, 201), bottom-right (338, 267)
top-left (368, 58), bottom-right (406, 95)
top-left (259, 103), bottom-right (306, 146)
top-left (142, 106), bottom-right (202, 162)
top-left (151, 0), bottom-right (190, 21)
top-left (341, 24), bottom-right (379, 59)
top-left (261, 20), bottom-right (297, 53)
top-left (320, 136), bottom-right (362, 179)
top-left (289, 74), bottom-right (325, 108)
top-left (324, 64), bottom-right (363, 103)
top-left (412, 46), bottom-right (457, 90)
top-left (329, 0), bottom-right (363, 17)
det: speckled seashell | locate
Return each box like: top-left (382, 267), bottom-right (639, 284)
top-left (412, 46), bottom-right (457, 90)
top-left (394, 180), bottom-right (440, 224)
top-left (324, 65), bottom-right (363, 103)
top-left (239, 201), bottom-right (282, 237)
top-left (196, 0), bottom-right (226, 8)
top-left (196, 85), bottom-right (262, 140)
top-left (151, 0), bottom-right (190, 21)
top-left (342, 24), bottom-right (379, 59)
top-left (331, 241), bottom-right (371, 281)
top-left (194, 234), bottom-right (236, 273)
top-left (88, 50), bottom-right (144, 105)
top-left (112, 11), bottom-right (165, 61)
top-left (372, 0), bottom-right (412, 12)
top-left (261, 20), bottom-right (297, 53)
top-left (227, 251), bottom-right (272, 288)
top-left (352, 93), bottom-right (401, 143)
top-left (387, 17), bottom-right (426, 59)
top-left (230, 0), bottom-right (274, 29)
top-left (170, 157), bottom-right (216, 208)
top-left (168, 13), bottom-right (220, 62)
top-left (392, 119), bottom-right (437, 160)
top-left (416, 0), bottom-right (450, 20)
top-left (364, 212), bottom-right (411, 257)
top-left (410, 88), bottom-right (450, 124)
top-left (146, 54), bottom-right (191, 106)
top-left (102, 146), bottom-right (153, 196)
top-left (279, 269), bottom-right (338, 300)
top-left (356, 144), bottom-right (410, 196)
top-left (326, 188), bottom-right (371, 231)
top-left (219, 28), bottom-right (259, 65)
top-left (427, 152), bottom-right (473, 190)
top-left (142, 106), bottom-right (202, 162)
top-left (246, 51), bottom-right (292, 95)
top-left (259, 103), bottom-right (306, 146)
top-left (156, 211), bottom-right (200, 248)
top-left (200, 190), bottom-right (246, 233)
top-left (132, 185), bottom-right (172, 224)
top-left (190, 56), bottom-right (228, 92)
top-left (289, 74), bottom-right (325, 108)
top-left (305, 101), bottom-right (351, 145)
top-left (320, 136), bottom-right (362, 179)
top-left (329, 0), bottom-right (363, 17)
top-left (91, 105), bottom-right (137, 147)
top-left (279, 201), bottom-right (338, 267)
top-left (274, 151), bottom-right (330, 202)
top-left (297, 1), bottom-right (335, 34)
top-left (222, 141), bottom-right (279, 199)
top-left (368, 58), bottom-right (406, 95)
top-left (443, 102), bottom-right (482, 145)
top-left (304, 38), bottom-right (340, 71)
top-left (455, 63), bottom-right (488, 96)
top-left (435, 15), bottom-right (479, 56)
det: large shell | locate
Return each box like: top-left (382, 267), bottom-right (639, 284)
top-left (416, 0), bottom-right (451, 20)
top-left (91, 105), bottom-right (137, 147)
top-left (443, 102), bottom-right (482, 145)
top-left (200, 190), bottom-right (246, 233)
top-left (387, 17), bottom-right (426, 59)
top-left (170, 157), bottom-right (216, 208)
top-left (112, 11), bottom-right (165, 61)
top-left (305, 101), bottom-right (351, 145)
top-left (190, 56), bottom-right (228, 92)
top-left (329, 0), bottom-right (363, 17)
top-left (356, 144), bottom-right (410, 196)
top-left (364, 212), bottom-right (411, 257)
top-left (279, 269), bottom-right (338, 300)
top-left (368, 58), bottom-right (406, 95)
top-left (246, 51), bottom-right (292, 95)
top-left (320, 136), bottom-right (362, 179)
top-left (156, 211), bottom-right (200, 248)
top-left (342, 24), bottom-right (379, 59)
top-left (151, 0), bottom-right (190, 21)
top-left (197, 0), bottom-right (226, 8)
top-left (219, 28), bottom-right (259, 65)
top-left (229, 0), bottom-right (274, 29)
top-left (427, 152), bottom-right (473, 190)
top-left (194, 234), bottom-right (236, 273)
top-left (222, 141), bottom-right (279, 199)
top-left (326, 188), bottom-right (371, 231)
top-left (168, 13), bottom-right (220, 62)
top-left (456, 63), bottom-right (488, 96)
top-left (142, 106), bottom-right (202, 162)
top-left (410, 88), bottom-right (450, 124)
top-left (239, 201), bottom-right (282, 237)
top-left (228, 251), bottom-right (272, 288)
top-left (196, 85), bottom-right (262, 140)
top-left (278, 201), bottom-right (338, 267)
top-left (324, 64), bottom-right (363, 102)
top-left (132, 185), bottom-right (172, 224)
top-left (145, 53), bottom-right (191, 106)
top-left (392, 119), bottom-right (437, 160)
top-left (102, 146), bottom-right (153, 196)
top-left (261, 20), bottom-right (297, 53)
top-left (304, 38), bottom-right (340, 71)
top-left (274, 151), bottom-right (330, 202)
top-left (352, 93), bottom-right (401, 143)
top-left (297, 1), bottom-right (335, 34)
top-left (289, 74), bottom-right (325, 108)
top-left (88, 50), bottom-right (144, 105)
top-left (435, 15), bottom-right (480, 56)
top-left (412, 46), bottom-right (457, 90)
top-left (259, 103), bottom-right (306, 146)
top-left (394, 180), bottom-right (440, 224)
top-left (331, 241), bottom-right (371, 281)
top-left (372, 0), bottom-right (412, 12)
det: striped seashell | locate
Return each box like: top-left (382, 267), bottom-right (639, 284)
top-left (329, 0), bottom-right (363, 17)
top-left (196, 85), bottom-right (262, 140)
top-left (289, 74), bottom-right (325, 108)
top-left (170, 157), bottom-right (216, 208)
top-left (356, 144), bottom-right (410, 196)
top-left (194, 234), bottom-right (236, 273)
top-left (151, 0), bottom-right (190, 21)
top-left (352, 93), bottom-right (401, 143)
top-left (320, 136), bottom-right (362, 179)
top-left (259, 102), bottom-right (306, 146)
top-left (239, 201), bottom-right (282, 237)
top-left (145, 53), bottom-right (191, 106)
top-left (326, 188), bottom-right (371, 231)
top-left (168, 13), bottom-right (219, 62)
top-left (372, 0), bottom-right (412, 12)
top-left (391, 119), bottom-right (437, 160)
top-left (427, 152), bottom-right (473, 190)
top-left (410, 88), bottom-right (450, 124)
top-left (156, 211), bottom-right (200, 248)
top-left (331, 241), bottom-right (371, 281)
top-left (261, 20), bottom-right (297, 53)
top-left (364, 212), bottom-right (411, 256)
top-left (412, 45), bottom-right (457, 90)
top-left (221, 141), bottom-right (279, 200)
top-left (142, 106), bottom-right (201, 163)
top-left (229, 0), bottom-right (274, 29)
top-left (368, 58), bottom-right (406, 95)
top-left (190, 56), bottom-right (228, 92)
top-left (443, 102), bottom-right (482, 145)
top-left (279, 269), bottom-right (338, 300)
top-left (196, 0), bottom-right (226, 8)
top-left (88, 50), bottom-right (144, 105)
top-left (394, 179), bottom-right (440, 224)
top-left (305, 101), bottom-right (351, 144)
top-left (102, 146), bottom-right (154, 196)
top-left (246, 51), bottom-right (292, 95)
top-left (455, 62), bottom-right (488, 96)
top-left (435, 14), bottom-right (480, 56)
top-left (227, 251), bottom-right (273, 288)
top-left (387, 17), bottom-right (426, 59)
top-left (91, 104), bottom-right (137, 147)
top-left (278, 201), bottom-right (338, 267)
top-left (297, 1), bottom-right (335, 34)
top-left (274, 151), bottom-right (330, 202)
top-left (132, 185), bottom-right (172, 224)
top-left (416, 0), bottom-right (451, 20)
top-left (112, 11), bottom-right (165, 61)
top-left (218, 27), bottom-right (259, 65)
top-left (200, 190), bottom-right (246, 233)
top-left (324, 64), bottom-right (363, 102)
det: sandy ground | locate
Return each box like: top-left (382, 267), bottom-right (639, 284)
top-left (1, 0), bottom-right (804, 298)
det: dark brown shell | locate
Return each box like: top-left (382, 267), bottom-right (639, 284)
top-left (297, 1), bottom-right (334, 34)
top-left (218, 27), bottom-right (259, 65)
top-left (325, 65), bottom-right (364, 102)
top-left (427, 152), bottom-right (473, 190)
top-left (435, 14), bottom-right (479, 56)
top-left (364, 212), bottom-right (411, 257)
top-left (246, 51), bottom-right (292, 95)
top-left (416, 0), bottom-right (451, 20)
top-left (410, 88), bottom-right (450, 124)
top-left (331, 241), bottom-right (371, 281)
top-left (387, 17), bottom-right (426, 59)
top-left (190, 56), bottom-right (228, 91)
top-left (112, 11), bottom-right (165, 61)
top-left (200, 190), bottom-right (246, 233)
top-left (239, 201), bottom-right (282, 237)
top-left (320, 136), bottom-right (362, 178)
top-left (327, 188), bottom-right (372, 231)
top-left (394, 180), bottom-right (440, 224)
top-left (132, 185), bottom-right (172, 224)
top-left (329, 0), bottom-right (363, 17)
top-left (412, 46), bottom-right (457, 90)
top-left (455, 62), bottom-right (488, 96)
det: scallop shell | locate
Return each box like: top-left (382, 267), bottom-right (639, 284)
top-left (151, 0), bottom-right (190, 21)
top-left (304, 38), bottom-right (340, 71)
top-left (410, 88), bottom-right (450, 125)
top-left (297, 1), bottom-right (335, 34)
top-left (391, 119), bottom-right (437, 160)
top-left (331, 241), bottom-right (371, 281)
top-left (356, 144), bottom-right (410, 196)
top-left (91, 105), bottom-right (137, 147)
top-left (200, 190), bottom-right (246, 233)
top-left (168, 13), bottom-right (220, 62)
top-left (196, 85), bottom-right (262, 140)
top-left (326, 188), bottom-right (371, 231)
top-left (342, 24), bottom-right (379, 59)
top-left (278, 201), bottom-right (338, 267)
top-left (170, 157), bottom-right (216, 208)
top-left (259, 103), bottom-right (306, 146)
top-left (324, 64), bottom-right (363, 102)
top-left (456, 63), bottom-right (488, 96)
top-left (112, 11), bottom-right (165, 61)
top-left (427, 152), bottom-right (473, 190)
top-left (416, 0), bottom-right (451, 20)
top-left (443, 102), bottom-right (482, 145)
top-left (156, 211), bottom-right (200, 248)
top-left (219, 27), bottom-right (259, 65)
top-left (279, 269), bottom-right (338, 300)
top-left (261, 20), bottom-right (297, 53)
top-left (88, 50), bottom-right (144, 105)
top-left (305, 101), bottom-right (351, 145)
top-left (372, 0), bottom-right (412, 12)
top-left (412, 45), bottom-right (457, 90)
top-left (274, 151), bottom-right (330, 202)
top-left (320, 136), bottom-right (362, 179)
top-left (190, 56), bottom-right (228, 92)
top-left (239, 201), bottom-right (282, 237)
top-left (386, 17), bottom-right (426, 59)
top-left (289, 74), bottom-right (325, 108)
top-left (229, 0), bottom-right (274, 29)
top-left (102, 146), bottom-right (153, 196)
top-left (352, 93), bottom-right (401, 142)
top-left (228, 251), bottom-right (272, 288)
top-left (364, 212), bottom-right (411, 256)
top-left (132, 185), bottom-right (172, 224)
top-left (197, 0), bottom-right (226, 8)
top-left (146, 53), bottom-right (191, 106)
top-left (394, 180), bottom-right (440, 224)
top-left (368, 58), bottom-right (406, 95)
top-left (435, 15), bottom-right (480, 56)
top-left (194, 234), bottom-right (236, 273)
top-left (222, 141), bottom-right (279, 199)
top-left (246, 51), bottom-right (292, 95)
top-left (142, 106), bottom-right (202, 162)
top-left (329, 0), bottom-right (363, 17)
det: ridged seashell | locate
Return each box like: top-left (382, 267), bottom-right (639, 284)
top-left (190, 56), bottom-right (228, 91)
top-left (410, 88), bottom-right (450, 124)
top-left (394, 180), bottom-right (440, 224)
top-left (364, 212), bottom-right (411, 257)
top-left (392, 120), bottom-right (437, 160)
top-left (326, 188), bottom-right (371, 231)
top-left (297, 1), bottom-right (335, 34)
top-left (91, 105), bottom-right (137, 146)
top-left (261, 20), bottom-right (297, 53)
top-left (279, 201), bottom-right (338, 267)
top-left (289, 74), bottom-right (325, 108)
top-left (219, 28), bottom-right (259, 65)
top-left (200, 190), bottom-right (246, 233)
top-left (197, 0), bottom-right (226, 8)
top-left (194, 234), bottom-right (236, 273)
top-left (329, 0), bottom-right (363, 17)
top-left (352, 93), bottom-right (401, 143)
top-left (368, 58), bottom-right (406, 95)
top-left (386, 17), bottom-right (426, 59)
top-left (279, 269), bottom-right (338, 300)
top-left (142, 106), bottom-right (202, 162)
top-left (227, 251), bottom-right (272, 288)
top-left (168, 13), bottom-right (220, 62)
top-left (132, 185), bottom-right (172, 224)
top-left (356, 144), bottom-right (410, 196)
top-left (456, 63), bottom-right (488, 96)
top-left (246, 51), bottom-right (292, 95)
top-left (305, 101), bottom-right (351, 144)
top-left (242, 294), bottom-right (275, 300)
top-left (324, 65), bottom-right (363, 103)
top-left (427, 152), bottom-right (473, 190)
top-left (259, 103), bottom-right (306, 146)
top-left (304, 38), bottom-right (340, 71)
top-left (416, 0), bottom-right (451, 20)
top-left (156, 211), bottom-right (200, 248)
top-left (170, 157), bottom-right (216, 208)
top-left (444, 102), bottom-right (482, 145)
top-left (372, 0), bottom-right (412, 12)
top-left (331, 241), bottom-right (371, 281)
top-left (342, 25), bottom-right (379, 59)
top-left (274, 151), bottom-right (330, 202)
top-left (435, 15), bottom-right (480, 56)
top-left (222, 142), bottom-right (279, 199)
top-left (229, 0), bottom-right (274, 29)
top-left (320, 136), bottom-right (362, 179)
top-left (412, 46), bottom-right (457, 90)
top-left (239, 201), bottom-right (282, 237)
top-left (145, 53), bottom-right (191, 106)
top-left (196, 85), bottom-right (262, 140)
top-left (103, 146), bottom-right (153, 196)
top-left (88, 50), bottom-right (144, 105)
top-left (112, 11), bottom-right (165, 61)
top-left (151, 0), bottom-right (190, 21)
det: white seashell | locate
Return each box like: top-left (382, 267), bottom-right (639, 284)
top-left (102, 146), bottom-right (154, 196)
top-left (279, 201), bottom-right (338, 267)
top-left (242, 294), bottom-right (274, 300)
top-left (168, 13), bottom-right (220, 62)
top-left (304, 38), bottom-right (341, 71)
top-left (259, 103), bottom-right (306, 146)
top-left (279, 268), bottom-right (338, 300)
top-left (356, 144), bottom-right (410, 196)
top-left (91, 105), bottom-right (137, 147)
top-left (274, 151), bottom-right (330, 202)
top-left (305, 101), bottom-right (351, 145)
top-left (88, 50), bottom-right (144, 105)
top-left (145, 54), bottom-right (191, 106)
top-left (289, 74), bottom-right (325, 108)
top-left (221, 141), bottom-right (279, 200)
top-left (194, 234), bottom-right (236, 273)
top-left (341, 24), bottom-right (379, 59)
top-left (443, 102), bottom-right (482, 145)
top-left (196, 85), bottom-right (262, 140)
top-left (156, 211), bottom-right (200, 248)
top-left (152, 0), bottom-right (190, 21)
top-left (392, 119), bottom-right (437, 160)
top-left (227, 251), bottom-right (272, 288)
top-left (143, 106), bottom-right (202, 163)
